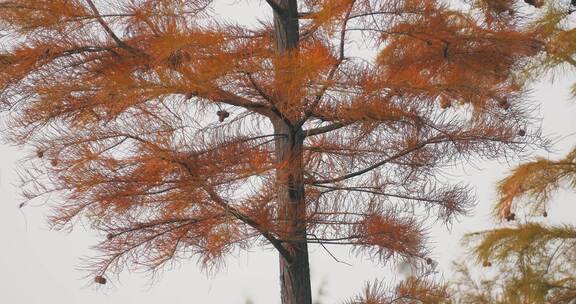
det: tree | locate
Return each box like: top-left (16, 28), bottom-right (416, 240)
top-left (0, 0), bottom-right (542, 303)
top-left (452, 149), bottom-right (576, 303)
top-left (346, 276), bottom-right (450, 304)
top-left (451, 1), bottom-right (576, 303)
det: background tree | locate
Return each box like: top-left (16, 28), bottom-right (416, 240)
top-left (452, 150), bottom-right (576, 303)
top-left (452, 1), bottom-right (576, 303)
top-left (0, 0), bottom-right (542, 303)
top-left (346, 275), bottom-right (450, 304)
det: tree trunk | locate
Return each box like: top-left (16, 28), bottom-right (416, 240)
top-left (273, 122), bottom-right (312, 304)
top-left (273, 0), bottom-right (299, 53)
top-left (271, 2), bottom-right (311, 304)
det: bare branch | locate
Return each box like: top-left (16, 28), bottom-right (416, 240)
top-left (314, 185), bottom-right (444, 204)
top-left (304, 122), bottom-right (350, 137)
top-left (310, 136), bottom-right (452, 185)
top-left (83, 0), bottom-right (141, 55)
top-left (309, 233), bottom-right (352, 266)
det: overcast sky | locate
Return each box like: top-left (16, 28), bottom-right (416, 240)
top-left (1, 1), bottom-right (576, 304)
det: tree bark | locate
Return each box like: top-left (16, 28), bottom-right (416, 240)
top-left (273, 0), bottom-right (299, 53)
top-left (273, 121), bottom-right (312, 304)
top-left (272, 2), bottom-right (312, 303)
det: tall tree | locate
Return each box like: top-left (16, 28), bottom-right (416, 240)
top-left (452, 1), bottom-right (576, 303)
top-left (0, 0), bottom-right (541, 303)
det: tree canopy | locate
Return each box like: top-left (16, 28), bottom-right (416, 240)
top-left (0, 0), bottom-right (548, 302)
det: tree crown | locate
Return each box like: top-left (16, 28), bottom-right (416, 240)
top-left (0, 0), bottom-right (543, 287)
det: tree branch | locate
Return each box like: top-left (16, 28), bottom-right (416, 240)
top-left (98, 220), bottom-right (197, 275)
top-left (296, 1), bottom-right (355, 128)
top-left (242, 72), bottom-right (293, 124)
top-left (203, 187), bottom-right (293, 262)
top-left (84, 0), bottom-right (141, 55)
top-left (310, 137), bottom-right (441, 185)
top-left (310, 133), bottom-right (520, 185)
top-left (308, 233), bottom-right (352, 266)
top-left (187, 88), bottom-right (274, 118)
top-left (314, 184), bottom-right (446, 204)
top-left (244, 71), bottom-right (276, 105)
top-left (304, 122), bottom-right (350, 137)
top-left (264, 0), bottom-right (285, 15)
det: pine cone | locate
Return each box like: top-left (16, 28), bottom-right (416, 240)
top-left (94, 276), bottom-right (107, 285)
top-left (505, 212), bottom-right (516, 221)
top-left (217, 110), bottom-right (230, 122)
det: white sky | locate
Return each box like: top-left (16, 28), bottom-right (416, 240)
top-left (1, 1), bottom-right (576, 304)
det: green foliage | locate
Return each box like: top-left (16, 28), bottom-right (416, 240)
top-left (453, 220), bottom-right (576, 303)
top-left (494, 147), bottom-right (576, 218)
top-left (453, 223), bottom-right (576, 303)
top-left (465, 223), bottom-right (576, 263)
top-left (450, 2), bottom-right (576, 302)
top-left (522, 1), bottom-right (576, 89)
top-left (453, 127), bottom-right (576, 303)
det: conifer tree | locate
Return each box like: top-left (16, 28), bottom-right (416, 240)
top-left (453, 1), bottom-right (576, 303)
top-left (0, 0), bottom-right (542, 303)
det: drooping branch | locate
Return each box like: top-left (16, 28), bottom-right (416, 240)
top-left (314, 185), bottom-right (444, 204)
top-left (96, 219), bottom-right (199, 275)
top-left (203, 186), bottom-right (293, 262)
top-left (310, 139), bottom-right (431, 185)
top-left (241, 72), bottom-right (294, 124)
top-left (309, 133), bottom-right (516, 185)
top-left (106, 216), bottom-right (222, 240)
top-left (244, 71), bottom-right (277, 105)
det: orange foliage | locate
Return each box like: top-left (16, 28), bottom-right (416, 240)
top-left (354, 214), bottom-right (424, 261)
top-left (377, 4), bottom-right (541, 112)
top-left (0, 0), bottom-right (545, 298)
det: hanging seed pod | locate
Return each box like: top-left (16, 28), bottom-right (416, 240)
top-left (36, 150), bottom-right (44, 158)
top-left (106, 233), bottom-right (114, 240)
top-left (426, 257), bottom-right (434, 265)
top-left (217, 110), bottom-right (230, 122)
top-left (506, 212), bottom-right (516, 221)
top-left (498, 98), bottom-right (510, 110)
top-left (543, 211), bottom-right (548, 217)
top-left (440, 98), bottom-right (451, 109)
top-left (518, 129), bottom-right (526, 137)
top-left (482, 261), bottom-right (492, 267)
top-left (94, 276), bottom-right (107, 285)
